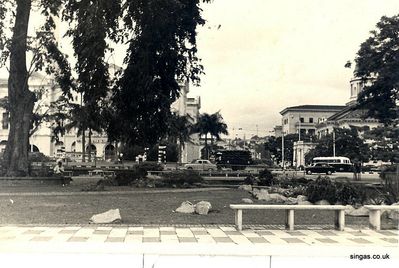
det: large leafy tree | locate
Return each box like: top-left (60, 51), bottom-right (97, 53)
top-left (1, 0), bottom-right (210, 174)
top-left (264, 134), bottom-right (314, 166)
top-left (0, 0), bottom-right (71, 176)
top-left (305, 128), bottom-right (370, 163)
top-left (62, 0), bottom-right (121, 162)
top-left (354, 15), bottom-right (399, 125)
top-left (107, 0), bottom-right (210, 148)
top-left (264, 134), bottom-right (299, 166)
top-left (363, 126), bottom-right (399, 163)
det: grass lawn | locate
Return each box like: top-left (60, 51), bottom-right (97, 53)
top-left (1, 188), bottom-right (397, 229)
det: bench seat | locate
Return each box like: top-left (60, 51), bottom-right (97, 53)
top-left (230, 204), bottom-right (346, 231)
top-left (364, 205), bottom-right (399, 230)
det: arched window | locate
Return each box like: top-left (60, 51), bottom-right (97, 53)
top-left (104, 144), bottom-right (115, 160)
top-left (71, 141), bottom-right (76, 152)
top-left (30, 145), bottom-right (40, 152)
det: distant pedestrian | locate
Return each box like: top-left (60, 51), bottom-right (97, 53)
top-left (353, 160), bottom-right (361, 181)
top-left (54, 160), bottom-right (66, 186)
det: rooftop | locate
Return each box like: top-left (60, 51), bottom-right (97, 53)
top-left (280, 105), bottom-right (346, 115)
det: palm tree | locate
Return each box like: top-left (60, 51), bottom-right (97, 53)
top-left (167, 114), bottom-right (194, 164)
top-left (49, 98), bottom-right (104, 163)
top-left (194, 112), bottom-right (228, 159)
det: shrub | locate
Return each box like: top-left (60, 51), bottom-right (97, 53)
top-left (160, 170), bottom-right (204, 187)
top-left (306, 176), bottom-right (369, 205)
top-left (278, 176), bottom-right (312, 188)
top-left (258, 168), bottom-right (277, 186)
top-left (136, 162), bottom-right (164, 173)
top-left (29, 152), bottom-right (50, 163)
top-left (244, 175), bottom-right (257, 185)
top-left (114, 169), bottom-right (146, 186)
top-left (335, 182), bottom-right (367, 205)
top-left (380, 165), bottom-right (399, 204)
top-left (305, 176), bottom-right (337, 204)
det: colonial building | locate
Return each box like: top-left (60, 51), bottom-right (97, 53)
top-left (280, 105), bottom-right (345, 136)
top-left (315, 77), bottom-right (381, 138)
top-left (278, 76), bottom-right (383, 168)
top-left (0, 71), bottom-right (198, 162)
top-left (0, 72), bottom-right (116, 161)
top-left (170, 81), bottom-right (202, 163)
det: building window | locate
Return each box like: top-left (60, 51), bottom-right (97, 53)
top-left (300, 117), bottom-right (304, 123)
top-left (283, 119), bottom-right (288, 125)
top-left (2, 112), bottom-right (9, 129)
top-left (308, 129), bottom-right (315, 135)
top-left (309, 117), bottom-right (313, 123)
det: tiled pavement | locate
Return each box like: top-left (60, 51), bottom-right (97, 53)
top-left (1, 225), bottom-right (398, 268)
top-left (0, 225), bottom-right (398, 254)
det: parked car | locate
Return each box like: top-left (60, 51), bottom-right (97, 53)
top-left (305, 162), bottom-right (335, 175)
top-left (184, 159), bottom-right (218, 171)
top-left (361, 164), bottom-right (382, 173)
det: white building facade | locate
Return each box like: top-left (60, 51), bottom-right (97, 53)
top-left (171, 81), bottom-right (202, 163)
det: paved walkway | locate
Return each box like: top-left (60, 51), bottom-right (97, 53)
top-left (1, 225), bottom-right (398, 255)
top-left (1, 225), bottom-right (398, 268)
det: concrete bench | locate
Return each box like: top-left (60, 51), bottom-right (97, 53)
top-left (230, 204), bottom-right (346, 231)
top-left (364, 205), bottom-right (399, 230)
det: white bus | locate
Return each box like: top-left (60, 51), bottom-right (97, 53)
top-left (312, 156), bottom-right (353, 172)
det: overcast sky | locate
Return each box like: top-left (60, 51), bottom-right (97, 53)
top-left (190, 0), bottom-right (399, 138)
top-left (1, 0), bottom-right (399, 139)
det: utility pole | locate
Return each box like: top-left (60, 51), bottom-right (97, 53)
top-left (333, 129), bottom-right (336, 157)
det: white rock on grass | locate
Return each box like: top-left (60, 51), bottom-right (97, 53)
top-left (255, 190), bottom-right (287, 203)
top-left (238, 185), bottom-right (252, 192)
top-left (315, 200), bottom-right (330, 205)
top-left (296, 195), bottom-right (308, 202)
top-left (268, 193), bottom-right (287, 203)
top-left (285, 197), bottom-right (298, 205)
top-left (242, 198), bottom-right (254, 204)
top-left (254, 189), bottom-right (269, 200)
top-left (298, 200), bottom-right (313, 205)
top-left (90, 209), bottom-right (122, 224)
top-left (195, 201), bottom-right (212, 215)
top-left (176, 201), bottom-right (195, 214)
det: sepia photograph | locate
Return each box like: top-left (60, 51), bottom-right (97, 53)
top-left (0, 0), bottom-right (398, 267)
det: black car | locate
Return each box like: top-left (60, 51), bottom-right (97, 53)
top-left (305, 163), bottom-right (335, 175)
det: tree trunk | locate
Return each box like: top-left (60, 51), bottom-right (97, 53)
top-left (4, 0), bottom-right (35, 176)
top-left (115, 140), bottom-right (118, 163)
top-left (204, 133), bottom-right (208, 159)
top-left (88, 128), bottom-right (92, 162)
top-left (81, 128), bottom-right (86, 162)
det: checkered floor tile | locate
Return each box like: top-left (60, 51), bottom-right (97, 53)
top-left (0, 225), bottom-right (397, 247)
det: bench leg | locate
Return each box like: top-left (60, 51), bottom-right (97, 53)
top-left (285, 209), bottom-right (294, 230)
top-left (235, 209), bottom-right (243, 231)
top-left (334, 210), bottom-right (345, 231)
top-left (369, 210), bottom-right (381, 231)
